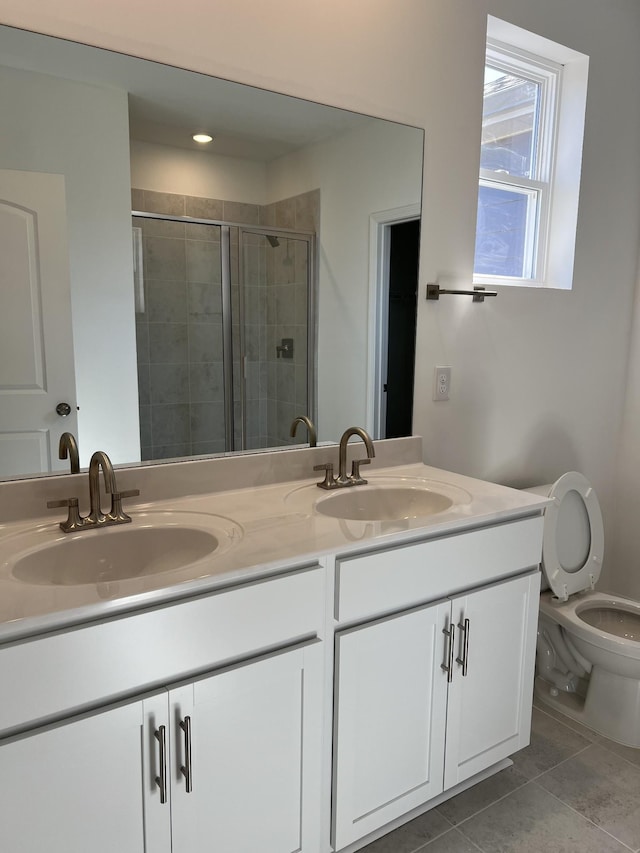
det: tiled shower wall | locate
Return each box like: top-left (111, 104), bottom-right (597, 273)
top-left (133, 188), bottom-right (319, 460)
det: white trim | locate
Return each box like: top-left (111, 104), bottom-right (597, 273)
top-left (366, 204), bottom-right (421, 439)
top-left (487, 16), bottom-right (588, 67)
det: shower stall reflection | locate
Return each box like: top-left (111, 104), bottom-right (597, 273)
top-left (133, 213), bottom-right (315, 459)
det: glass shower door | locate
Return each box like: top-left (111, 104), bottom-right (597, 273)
top-left (239, 229), bottom-right (314, 451)
top-left (133, 215), bottom-right (314, 457)
top-left (133, 216), bottom-right (231, 459)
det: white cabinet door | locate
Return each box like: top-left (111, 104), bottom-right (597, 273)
top-left (443, 571), bottom-right (540, 789)
top-left (0, 691), bottom-right (170, 853)
top-left (332, 601), bottom-right (450, 850)
top-left (170, 641), bottom-right (324, 853)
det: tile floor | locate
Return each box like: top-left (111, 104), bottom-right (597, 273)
top-left (360, 701), bottom-right (640, 853)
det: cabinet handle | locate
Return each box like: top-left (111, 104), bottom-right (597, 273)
top-left (456, 617), bottom-right (470, 676)
top-left (441, 623), bottom-right (455, 683)
top-left (154, 725), bottom-right (168, 804)
top-left (180, 715), bottom-right (193, 793)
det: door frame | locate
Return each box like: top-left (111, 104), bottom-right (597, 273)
top-left (366, 204), bottom-right (421, 439)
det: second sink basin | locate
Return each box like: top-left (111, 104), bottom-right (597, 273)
top-left (285, 475), bottom-right (472, 522)
top-left (316, 485), bottom-right (453, 521)
top-left (3, 511), bottom-right (243, 586)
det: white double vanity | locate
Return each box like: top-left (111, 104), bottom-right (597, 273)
top-left (0, 438), bottom-right (547, 853)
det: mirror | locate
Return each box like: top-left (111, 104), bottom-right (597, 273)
top-left (0, 23), bottom-right (424, 480)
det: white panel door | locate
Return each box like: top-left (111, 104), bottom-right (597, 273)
top-left (443, 571), bottom-right (540, 788)
top-left (0, 691), bottom-right (170, 853)
top-left (170, 642), bottom-right (324, 853)
top-left (332, 601), bottom-right (450, 850)
top-left (0, 169), bottom-right (77, 477)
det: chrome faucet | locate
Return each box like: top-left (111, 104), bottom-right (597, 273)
top-left (290, 415), bottom-right (317, 447)
top-left (47, 449), bottom-right (140, 532)
top-left (315, 426), bottom-right (375, 490)
top-left (58, 432), bottom-right (80, 474)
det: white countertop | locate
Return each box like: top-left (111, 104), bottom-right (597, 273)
top-left (0, 461), bottom-right (549, 643)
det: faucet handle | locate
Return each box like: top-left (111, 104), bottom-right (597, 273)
top-left (314, 462), bottom-right (338, 490)
top-left (47, 497), bottom-right (85, 532)
top-left (350, 457), bottom-right (371, 486)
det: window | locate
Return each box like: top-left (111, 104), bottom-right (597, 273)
top-left (473, 18), bottom-right (589, 289)
top-left (475, 45), bottom-right (559, 280)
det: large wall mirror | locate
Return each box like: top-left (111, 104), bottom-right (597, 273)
top-left (0, 23), bottom-right (424, 480)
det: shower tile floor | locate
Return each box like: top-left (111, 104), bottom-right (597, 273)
top-left (359, 700), bottom-right (640, 853)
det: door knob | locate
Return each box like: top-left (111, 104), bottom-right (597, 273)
top-left (56, 402), bottom-right (72, 417)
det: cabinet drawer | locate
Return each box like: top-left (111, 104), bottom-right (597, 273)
top-left (0, 563), bottom-right (324, 735)
top-left (335, 516), bottom-right (543, 623)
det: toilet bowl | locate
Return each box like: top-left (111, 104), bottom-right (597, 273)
top-left (528, 471), bottom-right (640, 747)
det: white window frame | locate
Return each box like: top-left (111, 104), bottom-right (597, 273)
top-left (474, 17), bottom-right (589, 290)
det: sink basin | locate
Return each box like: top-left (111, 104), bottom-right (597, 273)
top-left (316, 485), bottom-right (453, 521)
top-left (285, 476), bottom-right (472, 522)
top-left (2, 511), bottom-right (242, 586)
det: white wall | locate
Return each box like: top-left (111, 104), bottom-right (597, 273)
top-left (0, 63), bottom-right (140, 466)
top-left (2, 0), bottom-right (640, 594)
top-left (130, 140), bottom-right (268, 204)
top-left (611, 267), bottom-right (640, 598)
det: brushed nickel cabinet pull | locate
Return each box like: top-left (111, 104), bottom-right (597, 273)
top-left (154, 725), bottom-right (168, 804)
top-left (456, 617), bottom-right (470, 676)
top-left (441, 623), bottom-right (456, 683)
top-left (180, 715), bottom-right (193, 793)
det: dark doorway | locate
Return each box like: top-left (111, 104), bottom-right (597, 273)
top-left (384, 219), bottom-right (420, 439)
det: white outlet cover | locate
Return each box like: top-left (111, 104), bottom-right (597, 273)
top-left (433, 366), bottom-right (451, 401)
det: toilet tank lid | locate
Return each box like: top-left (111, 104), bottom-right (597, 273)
top-left (538, 472), bottom-right (604, 601)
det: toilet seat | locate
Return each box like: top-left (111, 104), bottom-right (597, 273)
top-left (541, 472), bottom-right (604, 601)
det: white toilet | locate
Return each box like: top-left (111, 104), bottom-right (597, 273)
top-left (528, 471), bottom-right (640, 747)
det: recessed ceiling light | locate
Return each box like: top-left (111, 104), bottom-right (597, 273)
top-left (193, 133), bottom-right (213, 144)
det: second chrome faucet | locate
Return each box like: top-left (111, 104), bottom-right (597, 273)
top-left (315, 426), bottom-right (375, 490)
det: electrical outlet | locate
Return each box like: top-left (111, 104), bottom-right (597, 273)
top-left (433, 366), bottom-right (451, 401)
